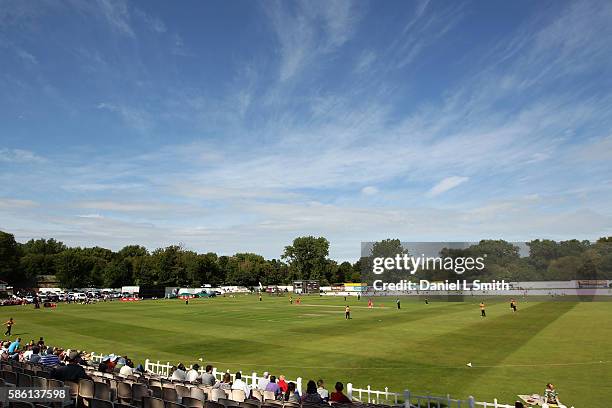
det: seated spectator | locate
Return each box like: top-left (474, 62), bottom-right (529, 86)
top-left (98, 356), bottom-right (111, 373)
top-left (278, 375), bottom-right (289, 393)
top-left (544, 383), bottom-right (566, 408)
top-left (37, 337), bottom-right (45, 348)
top-left (171, 363), bottom-right (187, 381)
top-left (317, 379), bottom-right (329, 402)
top-left (29, 346), bottom-right (41, 364)
top-left (265, 375), bottom-right (281, 397)
top-left (51, 351), bottom-right (90, 381)
top-left (284, 382), bottom-right (300, 403)
top-left (185, 363), bottom-right (200, 383)
top-left (232, 371), bottom-right (251, 398)
top-left (201, 365), bottom-right (216, 386)
top-left (40, 347), bottom-right (61, 367)
top-left (119, 359), bottom-right (134, 376)
top-left (213, 373), bottom-right (232, 390)
top-left (257, 371), bottom-right (270, 391)
top-left (107, 355), bottom-right (118, 372)
top-left (8, 337), bottom-right (21, 355)
top-left (330, 382), bottom-right (352, 404)
top-left (302, 380), bottom-right (324, 404)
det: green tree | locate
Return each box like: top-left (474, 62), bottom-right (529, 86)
top-left (0, 231), bottom-right (22, 285)
top-left (282, 236), bottom-right (330, 281)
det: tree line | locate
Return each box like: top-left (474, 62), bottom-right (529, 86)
top-left (0, 231), bottom-right (360, 288)
top-left (1, 230), bottom-right (611, 289)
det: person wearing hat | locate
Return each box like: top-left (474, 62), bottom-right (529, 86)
top-left (257, 372), bottom-right (270, 391)
top-left (51, 351), bottom-right (89, 381)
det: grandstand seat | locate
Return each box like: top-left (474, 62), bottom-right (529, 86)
top-left (47, 378), bottom-right (65, 388)
top-left (79, 379), bottom-right (96, 407)
top-left (251, 390), bottom-right (262, 402)
top-left (217, 398), bottom-right (239, 408)
top-left (175, 384), bottom-right (191, 401)
top-left (94, 381), bottom-right (112, 401)
top-left (162, 387), bottom-right (178, 402)
top-left (32, 376), bottom-right (47, 388)
top-left (165, 402), bottom-right (186, 408)
top-left (116, 404), bottom-right (139, 408)
top-left (18, 372), bottom-right (32, 387)
top-left (66, 380), bottom-right (80, 403)
top-left (89, 398), bottom-right (113, 408)
top-left (238, 401), bottom-right (259, 408)
top-left (204, 402), bottom-right (224, 408)
top-left (149, 379), bottom-right (163, 388)
top-left (132, 383), bottom-right (152, 406)
top-left (3, 370), bottom-right (18, 385)
top-left (230, 390), bottom-right (245, 403)
top-left (143, 396), bottom-right (166, 408)
top-left (181, 397), bottom-right (204, 408)
top-left (9, 401), bottom-right (35, 408)
top-left (189, 387), bottom-right (206, 402)
top-left (117, 382), bottom-right (133, 403)
top-left (262, 392), bottom-right (275, 402)
top-left (210, 390), bottom-right (226, 403)
top-left (150, 386), bottom-right (163, 399)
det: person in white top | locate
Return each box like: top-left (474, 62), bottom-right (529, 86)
top-left (119, 362), bottom-right (134, 376)
top-left (231, 372), bottom-right (251, 398)
top-left (185, 364), bottom-right (200, 383)
top-left (257, 372), bottom-right (270, 390)
top-left (171, 364), bottom-right (187, 381)
top-left (317, 379), bottom-right (329, 401)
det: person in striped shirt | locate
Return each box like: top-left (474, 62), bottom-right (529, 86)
top-left (40, 346), bottom-right (61, 366)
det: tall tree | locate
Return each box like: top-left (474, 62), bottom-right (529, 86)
top-left (282, 236), bottom-right (330, 281)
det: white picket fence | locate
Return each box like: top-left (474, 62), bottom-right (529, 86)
top-left (89, 352), bottom-right (514, 408)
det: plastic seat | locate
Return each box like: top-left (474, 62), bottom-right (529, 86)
top-left (230, 390), bottom-right (245, 403)
top-left (89, 398), bottom-right (113, 408)
top-left (117, 382), bottom-right (133, 403)
top-left (181, 397), bottom-right (204, 408)
top-left (163, 387), bottom-right (178, 402)
top-left (143, 397), bottom-right (166, 408)
top-left (132, 383), bottom-right (152, 405)
top-left (210, 390), bottom-right (226, 403)
top-left (189, 387), bottom-right (205, 402)
top-left (94, 381), bottom-right (112, 401)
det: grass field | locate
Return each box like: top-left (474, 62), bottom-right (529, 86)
top-left (3, 295), bottom-right (611, 406)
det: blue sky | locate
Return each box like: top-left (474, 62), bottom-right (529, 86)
top-left (1, 0), bottom-right (611, 260)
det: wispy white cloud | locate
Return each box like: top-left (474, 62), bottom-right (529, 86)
top-left (427, 176), bottom-right (469, 197)
top-left (0, 148), bottom-right (45, 163)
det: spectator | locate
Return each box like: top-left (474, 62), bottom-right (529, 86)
top-left (278, 375), bottom-right (289, 393)
top-left (284, 382), bottom-right (300, 403)
top-left (51, 351), bottom-right (89, 381)
top-left (107, 355), bottom-right (118, 372)
top-left (29, 346), bottom-right (41, 364)
top-left (8, 337), bottom-right (21, 355)
top-left (171, 364), bottom-right (187, 381)
top-left (317, 379), bottom-right (329, 402)
top-left (213, 373), bottom-right (232, 390)
top-left (119, 359), bottom-right (134, 377)
top-left (201, 365), bottom-right (216, 386)
top-left (40, 347), bottom-right (61, 367)
top-left (302, 380), bottom-right (324, 404)
top-left (265, 375), bottom-right (281, 398)
top-left (232, 371), bottom-right (251, 398)
top-left (330, 382), bottom-right (352, 404)
top-left (185, 363), bottom-right (200, 383)
top-left (543, 383), bottom-right (566, 408)
top-left (98, 356), bottom-right (111, 373)
top-left (37, 337), bottom-right (45, 348)
top-left (257, 371), bottom-right (270, 391)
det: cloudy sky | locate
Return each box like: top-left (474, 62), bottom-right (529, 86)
top-left (1, 0), bottom-right (611, 260)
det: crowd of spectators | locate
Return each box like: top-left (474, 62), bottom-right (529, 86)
top-left (1, 335), bottom-right (353, 405)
